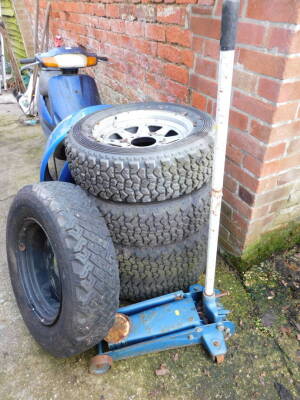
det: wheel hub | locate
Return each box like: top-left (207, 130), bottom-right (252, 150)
top-left (91, 110), bottom-right (194, 148)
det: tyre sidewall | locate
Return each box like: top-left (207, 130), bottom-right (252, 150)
top-left (7, 188), bottom-right (80, 354)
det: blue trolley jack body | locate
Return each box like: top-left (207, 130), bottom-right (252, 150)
top-left (91, 285), bottom-right (235, 374)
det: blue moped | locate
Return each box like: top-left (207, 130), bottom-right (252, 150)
top-left (19, 45), bottom-right (111, 181)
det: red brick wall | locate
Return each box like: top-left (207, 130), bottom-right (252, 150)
top-left (22, 0), bottom-right (300, 256)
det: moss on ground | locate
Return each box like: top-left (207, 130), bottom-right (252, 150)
top-left (225, 222), bottom-right (300, 272)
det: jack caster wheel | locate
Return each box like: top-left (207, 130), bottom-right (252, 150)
top-left (89, 355), bottom-right (113, 375)
top-left (215, 354), bottom-right (225, 364)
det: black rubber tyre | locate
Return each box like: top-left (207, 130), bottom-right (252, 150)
top-left (65, 102), bottom-right (215, 203)
top-left (6, 182), bottom-right (119, 358)
top-left (95, 184), bottom-right (210, 248)
top-left (118, 229), bottom-right (208, 301)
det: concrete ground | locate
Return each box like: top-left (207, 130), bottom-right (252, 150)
top-left (0, 101), bottom-right (299, 400)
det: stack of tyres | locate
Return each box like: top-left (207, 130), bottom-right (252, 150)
top-left (65, 102), bottom-right (215, 301)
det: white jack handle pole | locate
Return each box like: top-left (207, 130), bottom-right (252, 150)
top-left (204, 0), bottom-right (240, 296)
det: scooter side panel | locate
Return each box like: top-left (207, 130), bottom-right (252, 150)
top-left (48, 74), bottom-right (101, 125)
top-left (38, 93), bottom-right (54, 136)
top-left (40, 105), bottom-right (111, 182)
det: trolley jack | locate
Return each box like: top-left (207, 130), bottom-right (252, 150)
top-left (91, 0), bottom-right (240, 374)
top-left (90, 285), bottom-right (234, 374)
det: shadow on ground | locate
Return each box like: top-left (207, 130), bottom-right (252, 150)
top-left (0, 102), bottom-right (299, 400)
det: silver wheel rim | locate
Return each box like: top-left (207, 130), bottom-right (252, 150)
top-left (91, 110), bottom-right (194, 148)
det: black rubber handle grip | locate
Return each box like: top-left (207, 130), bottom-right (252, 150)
top-left (19, 57), bottom-right (36, 64)
top-left (220, 0), bottom-right (240, 51)
top-left (97, 56), bottom-right (108, 62)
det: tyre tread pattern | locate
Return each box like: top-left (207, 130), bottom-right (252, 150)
top-left (118, 230), bottom-right (207, 301)
top-left (13, 183), bottom-right (119, 357)
top-left (95, 185), bottom-right (210, 247)
top-left (65, 103), bottom-right (215, 203)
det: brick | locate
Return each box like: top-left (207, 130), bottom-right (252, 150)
top-left (229, 129), bottom-right (265, 160)
top-left (229, 110), bottom-right (248, 131)
top-left (243, 154), bottom-right (281, 177)
top-left (181, 49), bottom-right (194, 68)
top-left (206, 99), bottom-right (216, 116)
top-left (192, 36), bottom-right (204, 52)
top-left (269, 199), bottom-right (288, 213)
top-left (267, 27), bottom-right (300, 54)
top-left (237, 22), bottom-right (265, 47)
top-left (96, 17), bottom-right (111, 31)
top-left (258, 78), bottom-right (281, 102)
top-left (254, 184), bottom-right (294, 207)
top-left (164, 64), bottom-right (188, 84)
top-left (233, 91), bottom-right (274, 124)
top-left (157, 6), bottom-right (185, 25)
top-left (277, 169), bottom-right (300, 185)
top-left (280, 153), bottom-right (300, 172)
top-left (225, 160), bottom-right (258, 192)
top-left (146, 57), bottom-right (164, 74)
top-left (62, 2), bottom-right (83, 13)
top-left (106, 4), bottom-right (120, 18)
top-left (223, 188), bottom-right (252, 219)
top-left (166, 26), bottom-right (191, 47)
top-left (219, 237), bottom-right (242, 257)
top-left (158, 43), bottom-right (181, 63)
top-left (278, 81), bottom-right (300, 103)
top-left (125, 21), bottom-right (144, 37)
top-left (93, 4), bottom-right (106, 17)
top-left (165, 79), bottom-right (189, 101)
top-left (221, 214), bottom-right (242, 239)
top-left (224, 174), bottom-right (238, 193)
top-left (233, 69), bottom-right (257, 94)
top-left (176, 0), bottom-right (197, 4)
top-left (198, 0), bottom-right (215, 4)
top-left (257, 176), bottom-right (277, 193)
top-left (146, 72), bottom-right (162, 90)
top-left (131, 38), bottom-right (157, 56)
top-left (143, 84), bottom-right (169, 102)
top-left (136, 5), bottom-right (156, 22)
top-left (191, 5), bottom-right (214, 15)
top-left (203, 39), bottom-right (219, 59)
top-left (248, 215), bottom-right (274, 235)
top-left (190, 16), bottom-right (221, 40)
top-left (219, 225), bottom-right (230, 242)
top-left (284, 57), bottom-right (300, 79)
top-left (110, 19), bottom-right (125, 33)
top-left (191, 91), bottom-right (207, 111)
top-left (264, 143), bottom-right (286, 161)
top-left (239, 49), bottom-right (286, 79)
top-left (222, 201), bottom-right (233, 218)
top-left (189, 74), bottom-right (217, 98)
top-left (273, 102), bottom-right (298, 124)
top-left (157, 44), bottom-right (193, 67)
top-left (250, 120), bottom-right (271, 143)
top-left (239, 185), bottom-right (254, 206)
top-left (195, 57), bottom-right (217, 79)
top-left (251, 205), bottom-right (270, 220)
top-left (226, 144), bottom-right (243, 165)
top-left (247, 0), bottom-right (300, 24)
top-left (287, 138), bottom-right (300, 155)
top-left (145, 24), bottom-right (165, 42)
top-left (290, 31), bottom-right (300, 54)
top-left (270, 120), bottom-right (300, 143)
top-left (232, 210), bottom-right (249, 232)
